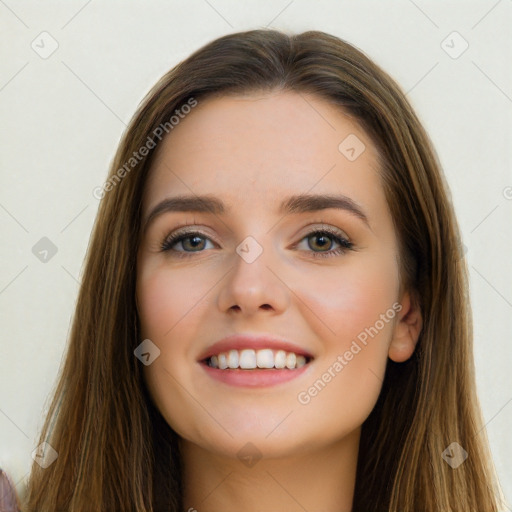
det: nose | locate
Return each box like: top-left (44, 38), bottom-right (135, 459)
top-left (216, 239), bottom-right (290, 316)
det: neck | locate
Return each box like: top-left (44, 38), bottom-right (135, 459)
top-left (181, 428), bottom-right (360, 512)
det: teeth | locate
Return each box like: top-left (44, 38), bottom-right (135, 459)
top-left (239, 349), bottom-right (257, 369)
top-left (227, 349), bottom-right (239, 369)
top-left (285, 352), bottom-right (296, 369)
top-left (218, 353), bottom-right (228, 370)
top-left (206, 349), bottom-right (310, 370)
top-left (274, 350), bottom-right (286, 369)
top-left (256, 349), bottom-right (274, 368)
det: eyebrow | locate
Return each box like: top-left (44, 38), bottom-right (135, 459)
top-left (142, 193), bottom-right (370, 233)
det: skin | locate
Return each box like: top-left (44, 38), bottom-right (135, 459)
top-left (136, 90), bottom-right (422, 512)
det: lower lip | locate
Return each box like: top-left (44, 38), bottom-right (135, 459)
top-left (200, 362), bottom-right (311, 388)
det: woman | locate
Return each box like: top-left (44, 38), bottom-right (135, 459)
top-left (24, 29), bottom-right (503, 511)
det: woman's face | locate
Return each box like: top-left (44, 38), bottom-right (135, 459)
top-left (136, 90), bottom-right (418, 459)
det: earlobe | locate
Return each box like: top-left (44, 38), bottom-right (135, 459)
top-left (388, 291), bottom-right (423, 363)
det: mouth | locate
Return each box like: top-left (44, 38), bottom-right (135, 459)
top-left (199, 348), bottom-right (314, 388)
top-left (197, 334), bottom-right (315, 387)
top-left (203, 348), bottom-right (312, 370)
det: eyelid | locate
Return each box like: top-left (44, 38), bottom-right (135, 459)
top-left (161, 221), bottom-right (351, 247)
top-left (166, 225), bottom-right (217, 241)
top-left (160, 222), bottom-right (219, 243)
top-left (295, 222), bottom-right (351, 242)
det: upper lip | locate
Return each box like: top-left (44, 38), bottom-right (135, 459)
top-left (197, 333), bottom-right (315, 362)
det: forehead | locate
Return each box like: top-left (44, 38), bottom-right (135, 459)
top-left (143, 91), bottom-right (384, 218)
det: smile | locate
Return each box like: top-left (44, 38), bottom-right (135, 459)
top-left (205, 348), bottom-right (310, 370)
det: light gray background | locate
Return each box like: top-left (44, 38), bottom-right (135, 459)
top-left (1, 0), bottom-right (511, 506)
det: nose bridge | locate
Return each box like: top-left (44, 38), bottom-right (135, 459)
top-left (217, 232), bottom-right (289, 314)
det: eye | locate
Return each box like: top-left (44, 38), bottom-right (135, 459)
top-left (160, 231), bottom-right (215, 257)
top-left (295, 228), bottom-right (354, 259)
top-left (160, 226), bottom-right (354, 259)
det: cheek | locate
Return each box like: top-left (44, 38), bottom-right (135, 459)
top-left (298, 250), bottom-right (399, 347)
top-left (137, 262), bottom-right (210, 340)
top-left (291, 253), bottom-right (399, 425)
top-left (137, 262), bottom-right (218, 439)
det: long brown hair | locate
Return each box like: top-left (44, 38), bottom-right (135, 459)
top-left (24, 29), bottom-right (504, 511)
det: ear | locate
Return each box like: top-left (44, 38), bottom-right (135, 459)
top-left (388, 290), bottom-right (423, 363)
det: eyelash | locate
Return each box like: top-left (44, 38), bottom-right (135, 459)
top-left (160, 224), bottom-right (354, 260)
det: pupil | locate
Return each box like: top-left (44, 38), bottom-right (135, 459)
top-left (311, 234), bottom-right (330, 251)
top-left (186, 236), bottom-right (204, 250)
